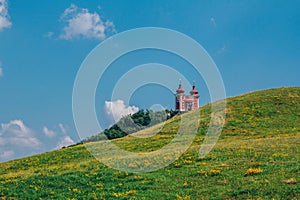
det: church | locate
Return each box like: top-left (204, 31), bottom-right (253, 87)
top-left (175, 81), bottom-right (199, 112)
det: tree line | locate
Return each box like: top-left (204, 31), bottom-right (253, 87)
top-left (82, 109), bottom-right (179, 143)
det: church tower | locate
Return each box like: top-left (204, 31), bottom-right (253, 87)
top-left (189, 82), bottom-right (199, 110)
top-left (175, 81), bottom-right (199, 112)
top-left (175, 81), bottom-right (185, 112)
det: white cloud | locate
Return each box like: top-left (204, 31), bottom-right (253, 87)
top-left (43, 123), bottom-right (68, 138)
top-left (58, 123), bottom-right (67, 135)
top-left (44, 123), bottom-right (74, 149)
top-left (0, 120), bottom-right (77, 161)
top-left (0, 137), bottom-right (4, 145)
top-left (210, 17), bottom-right (216, 28)
top-left (59, 4), bottom-right (115, 40)
top-left (56, 136), bottom-right (74, 149)
top-left (2, 120), bottom-right (32, 137)
top-left (43, 126), bottom-right (56, 138)
top-left (44, 31), bottom-right (54, 39)
top-left (0, 150), bottom-right (14, 160)
top-left (0, 120), bottom-right (41, 148)
top-left (104, 100), bottom-right (139, 124)
top-left (0, 0), bottom-right (12, 31)
top-left (9, 137), bottom-right (41, 147)
top-left (0, 120), bottom-right (43, 162)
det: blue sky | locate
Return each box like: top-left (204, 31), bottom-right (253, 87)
top-left (0, 0), bottom-right (299, 162)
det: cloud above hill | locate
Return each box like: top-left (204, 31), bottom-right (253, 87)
top-left (0, 0), bottom-right (12, 31)
top-left (56, 136), bottom-right (74, 149)
top-left (0, 120), bottom-right (42, 161)
top-left (0, 120), bottom-right (41, 148)
top-left (104, 100), bottom-right (139, 125)
top-left (0, 150), bottom-right (14, 160)
top-left (43, 126), bottom-right (56, 138)
top-left (0, 120), bottom-right (75, 162)
top-left (43, 123), bottom-right (74, 149)
top-left (59, 4), bottom-right (115, 40)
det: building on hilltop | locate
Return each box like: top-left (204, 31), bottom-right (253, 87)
top-left (175, 81), bottom-right (199, 112)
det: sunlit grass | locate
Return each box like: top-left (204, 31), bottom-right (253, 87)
top-left (0, 87), bottom-right (299, 199)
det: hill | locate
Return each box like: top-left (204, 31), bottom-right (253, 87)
top-left (82, 109), bottom-right (179, 142)
top-left (0, 87), bottom-right (299, 199)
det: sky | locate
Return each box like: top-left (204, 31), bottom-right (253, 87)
top-left (0, 0), bottom-right (299, 162)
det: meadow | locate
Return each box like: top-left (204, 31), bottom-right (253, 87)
top-left (0, 87), bottom-right (299, 199)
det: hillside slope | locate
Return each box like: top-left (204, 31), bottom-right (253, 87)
top-left (0, 87), bottom-right (299, 199)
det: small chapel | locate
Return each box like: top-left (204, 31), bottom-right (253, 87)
top-left (175, 81), bottom-right (199, 112)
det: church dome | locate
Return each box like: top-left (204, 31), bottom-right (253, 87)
top-left (176, 83), bottom-right (185, 93)
top-left (190, 84), bottom-right (198, 95)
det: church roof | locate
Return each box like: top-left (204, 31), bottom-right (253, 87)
top-left (176, 83), bottom-right (185, 93)
top-left (190, 84), bottom-right (198, 94)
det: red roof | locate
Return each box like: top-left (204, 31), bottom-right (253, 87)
top-left (176, 84), bottom-right (185, 93)
top-left (190, 85), bottom-right (198, 94)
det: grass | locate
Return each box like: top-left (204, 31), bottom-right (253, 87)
top-left (0, 87), bottom-right (299, 199)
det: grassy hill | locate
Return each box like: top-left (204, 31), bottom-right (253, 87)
top-left (0, 87), bottom-right (299, 199)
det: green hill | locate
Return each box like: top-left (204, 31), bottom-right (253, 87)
top-left (0, 87), bottom-right (299, 199)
